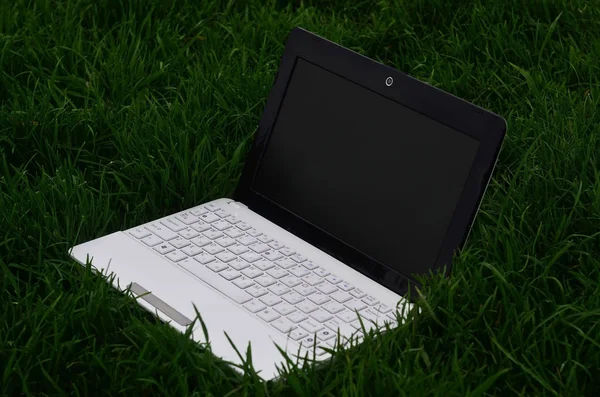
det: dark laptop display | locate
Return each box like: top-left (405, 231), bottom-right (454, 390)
top-left (236, 28), bottom-right (506, 296)
top-left (254, 58), bottom-right (480, 278)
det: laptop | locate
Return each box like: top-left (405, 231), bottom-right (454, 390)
top-left (69, 27), bottom-right (506, 380)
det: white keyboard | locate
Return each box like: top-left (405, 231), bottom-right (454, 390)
top-left (127, 202), bottom-right (399, 357)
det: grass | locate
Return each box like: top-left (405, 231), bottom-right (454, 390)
top-left (1, 0), bottom-right (600, 395)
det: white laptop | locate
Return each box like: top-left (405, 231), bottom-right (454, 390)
top-left (70, 27), bottom-right (507, 380)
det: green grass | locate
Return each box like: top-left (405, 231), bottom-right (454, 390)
top-left (1, 0), bottom-right (600, 395)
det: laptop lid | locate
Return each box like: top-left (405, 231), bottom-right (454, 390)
top-left (235, 27), bottom-right (506, 297)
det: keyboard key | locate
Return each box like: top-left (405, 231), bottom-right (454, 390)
top-left (237, 222), bottom-right (251, 231)
top-left (297, 301), bottom-right (318, 314)
top-left (191, 236), bottom-right (211, 247)
top-left (383, 316), bottom-right (398, 327)
top-left (295, 284), bottom-right (316, 296)
top-left (262, 250), bottom-right (283, 261)
top-left (322, 301), bottom-right (345, 314)
top-left (289, 266), bottom-right (310, 278)
top-left (212, 220), bottom-right (232, 231)
top-left (349, 328), bottom-right (367, 343)
top-left (225, 228), bottom-right (244, 238)
top-left (250, 243), bottom-right (269, 253)
top-left (241, 267), bottom-right (263, 279)
top-left (214, 210), bottom-right (230, 218)
top-left (245, 285), bottom-right (268, 298)
top-left (316, 347), bottom-right (329, 357)
top-left (206, 261), bottom-right (228, 272)
top-left (359, 308), bottom-right (380, 323)
top-left (310, 309), bottom-right (333, 323)
top-left (267, 268), bottom-right (288, 279)
top-left (175, 212), bottom-right (200, 225)
top-left (216, 251), bottom-right (236, 262)
top-left (338, 282), bottom-right (354, 292)
top-left (166, 250), bottom-right (187, 262)
top-left (374, 304), bottom-right (392, 314)
top-left (228, 244), bottom-right (249, 255)
top-left (154, 243), bottom-right (175, 255)
top-left (241, 252), bottom-right (261, 263)
top-left (216, 237), bottom-right (236, 247)
top-left (308, 292), bottom-right (330, 305)
top-left (190, 207), bottom-right (208, 216)
top-left (324, 318), bottom-right (356, 338)
top-left (331, 291), bottom-right (352, 303)
top-left (349, 320), bottom-right (363, 330)
top-left (199, 212), bottom-right (219, 223)
top-left (246, 228), bottom-right (262, 237)
top-left (160, 218), bottom-right (187, 232)
top-left (191, 222), bottom-right (211, 233)
top-left (204, 230), bottom-right (223, 240)
top-left (273, 302), bottom-right (295, 315)
top-left (303, 273), bottom-right (323, 286)
top-left (204, 203), bottom-right (219, 211)
top-left (257, 235), bottom-right (273, 243)
top-left (280, 276), bottom-right (302, 288)
top-left (289, 328), bottom-right (308, 340)
top-left (282, 291), bottom-right (305, 305)
top-left (299, 319), bottom-right (324, 333)
top-left (289, 312), bottom-right (309, 325)
top-left (386, 312), bottom-right (399, 322)
top-left (243, 300), bottom-right (266, 313)
top-left (232, 277), bottom-right (254, 289)
top-left (363, 296), bottom-right (380, 306)
top-left (300, 336), bottom-right (316, 348)
top-left (203, 243), bottom-right (224, 255)
top-left (169, 237), bottom-right (191, 249)
top-left (182, 245), bottom-right (203, 257)
top-left (238, 236), bottom-right (257, 246)
top-left (141, 235), bottom-right (162, 248)
top-left (193, 253), bottom-right (215, 264)
top-left (259, 293), bottom-right (282, 306)
top-left (316, 283), bottom-right (338, 294)
top-left (179, 228), bottom-right (200, 240)
top-left (300, 333), bottom-right (315, 348)
top-left (279, 247), bottom-right (295, 256)
top-left (179, 258), bottom-right (251, 304)
top-left (275, 258), bottom-right (296, 269)
top-left (253, 260), bottom-right (275, 271)
top-left (268, 283), bottom-right (290, 296)
top-left (146, 224), bottom-right (178, 241)
top-left (325, 275), bottom-right (342, 284)
top-left (290, 254), bottom-right (307, 263)
top-left (314, 268), bottom-right (330, 277)
top-left (272, 318), bottom-right (297, 333)
top-left (229, 258), bottom-right (250, 271)
top-left (219, 269), bottom-right (241, 281)
top-left (337, 311), bottom-right (358, 323)
top-left (316, 328), bottom-right (335, 341)
top-left (129, 228), bottom-right (151, 239)
top-left (129, 227), bottom-right (152, 238)
top-left (345, 300), bottom-right (367, 312)
top-left (255, 275), bottom-right (277, 287)
top-left (349, 288), bottom-right (367, 299)
top-left (226, 216), bottom-right (241, 224)
top-left (302, 261), bottom-right (318, 270)
top-left (268, 241), bottom-right (284, 250)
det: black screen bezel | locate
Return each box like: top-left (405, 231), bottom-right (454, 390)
top-left (234, 27), bottom-right (506, 297)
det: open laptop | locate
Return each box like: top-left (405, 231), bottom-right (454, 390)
top-left (69, 27), bottom-right (506, 380)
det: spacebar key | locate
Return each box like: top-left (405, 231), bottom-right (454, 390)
top-left (179, 259), bottom-right (252, 304)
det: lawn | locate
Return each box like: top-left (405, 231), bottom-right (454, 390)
top-left (2, 0), bottom-right (600, 395)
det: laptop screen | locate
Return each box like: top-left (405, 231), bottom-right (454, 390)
top-left (252, 58), bottom-right (480, 278)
